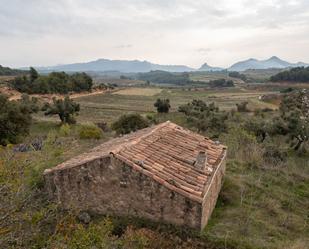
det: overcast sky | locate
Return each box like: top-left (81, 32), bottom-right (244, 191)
top-left (1, 0), bottom-right (309, 68)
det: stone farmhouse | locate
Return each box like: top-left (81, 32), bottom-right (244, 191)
top-left (44, 121), bottom-right (227, 230)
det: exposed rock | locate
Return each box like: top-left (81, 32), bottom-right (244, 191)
top-left (96, 122), bottom-right (109, 132)
top-left (13, 143), bottom-right (31, 152)
top-left (78, 211), bottom-right (91, 224)
top-left (13, 137), bottom-right (44, 152)
top-left (31, 138), bottom-right (44, 151)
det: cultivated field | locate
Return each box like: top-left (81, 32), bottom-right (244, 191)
top-left (68, 87), bottom-right (277, 123)
top-left (93, 77), bottom-right (145, 86)
top-left (112, 87), bottom-right (162, 96)
top-left (33, 87), bottom-right (279, 123)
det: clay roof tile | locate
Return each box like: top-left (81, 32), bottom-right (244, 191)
top-left (45, 121), bottom-right (226, 203)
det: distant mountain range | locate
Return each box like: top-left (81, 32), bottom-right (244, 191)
top-left (228, 56), bottom-right (308, 71)
top-left (28, 56), bottom-right (308, 73)
top-left (198, 63), bottom-right (223, 71)
top-left (34, 59), bottom-right (194, 73)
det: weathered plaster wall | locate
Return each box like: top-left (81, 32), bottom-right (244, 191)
top-left (44, 155), bottom-right (203, 229)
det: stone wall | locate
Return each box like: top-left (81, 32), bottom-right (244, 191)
top-left (44, 155), bottom-right (203, 229)
top-left (200, 152), bottom-right (227, 229)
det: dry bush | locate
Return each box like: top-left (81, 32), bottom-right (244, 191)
top-left (79, 123), bottom-right (103, 139)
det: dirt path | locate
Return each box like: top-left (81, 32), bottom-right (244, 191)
top-left (0, 86), bottom-right (22, 100)
top-left (0, 86), bottom-right (109, 102)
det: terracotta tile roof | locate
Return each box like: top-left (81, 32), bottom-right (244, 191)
top-left (44, 121), bottom-right (226, 203)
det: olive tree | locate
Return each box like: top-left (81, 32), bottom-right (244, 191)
top-left (43, 96), bottom-right (80, 124)
top-left (274, 90), bottom-right (309, 150)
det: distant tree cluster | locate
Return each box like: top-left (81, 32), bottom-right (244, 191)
top-left (280, 87), bottom-right (294, 93)
top-left (0, 65), bottom-right (27, 76)
top-left (236, 101), bottom-right (249, 112)
top-left (270, 67), bottom-right (309, 82)
top-left (209, 79), bottom-right (235, 88)
top-left (11, 67), bottom-right (93, 94)
top-left (137, 70), bottom-right (191, 85)
top-left (228, 71), bottom-right (247, 81)
top-left (120, 75), bottom-right (132, 80)
top-left (154, 98), bottom-right (171, 113)
top-left (178, 100), bottom-right (228, 134)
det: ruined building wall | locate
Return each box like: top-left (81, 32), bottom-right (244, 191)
top-left (200, 152), bottom-right (227, 229)
top-left (44, 155), bottom-right (203, 229)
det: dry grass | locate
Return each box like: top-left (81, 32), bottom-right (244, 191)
top-left (113, 87), bottom-right (162, 96)
top-left (94, 78), bottom-right (145, 86)
top-left (0, 86), bottom-right (22, 100)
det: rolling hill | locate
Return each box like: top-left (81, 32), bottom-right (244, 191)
top-left (228, 56), bottom-right (308, 71)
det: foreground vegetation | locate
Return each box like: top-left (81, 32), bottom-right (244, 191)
top-left (0, 86), bottom-right (308, 249)
top-left (0, 94), bottom-right (34, 145)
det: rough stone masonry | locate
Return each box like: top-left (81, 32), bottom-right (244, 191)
top-left (44, 121), bottom-right (227, 230)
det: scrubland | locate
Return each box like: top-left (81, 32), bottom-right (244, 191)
top-left (1, 85), bottom-right (308, 249)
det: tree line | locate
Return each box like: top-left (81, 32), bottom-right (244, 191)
top-left (137, 70), bottom-right (192, 85)
top-left (0, 65), bottom-right (27, 76)
top-left (270, 67), bottom-right (309, 82)
top-left (137, 70), bottom-right (235, 87)
top-left (10, 67), bottom-right (93, 94)
top-left (228, 71), bottom-right (247, 81)
top-left (209, 78), bottom-right (235, 88)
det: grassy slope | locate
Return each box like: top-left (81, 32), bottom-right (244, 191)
top-left (206, 137), bottom-right (309, 248)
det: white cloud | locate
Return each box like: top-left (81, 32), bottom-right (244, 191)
top-left (0, 0), bottom-right (308, 68)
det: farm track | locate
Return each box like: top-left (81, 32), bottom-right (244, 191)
top-left (3, 89), bottom-right (112, 102)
